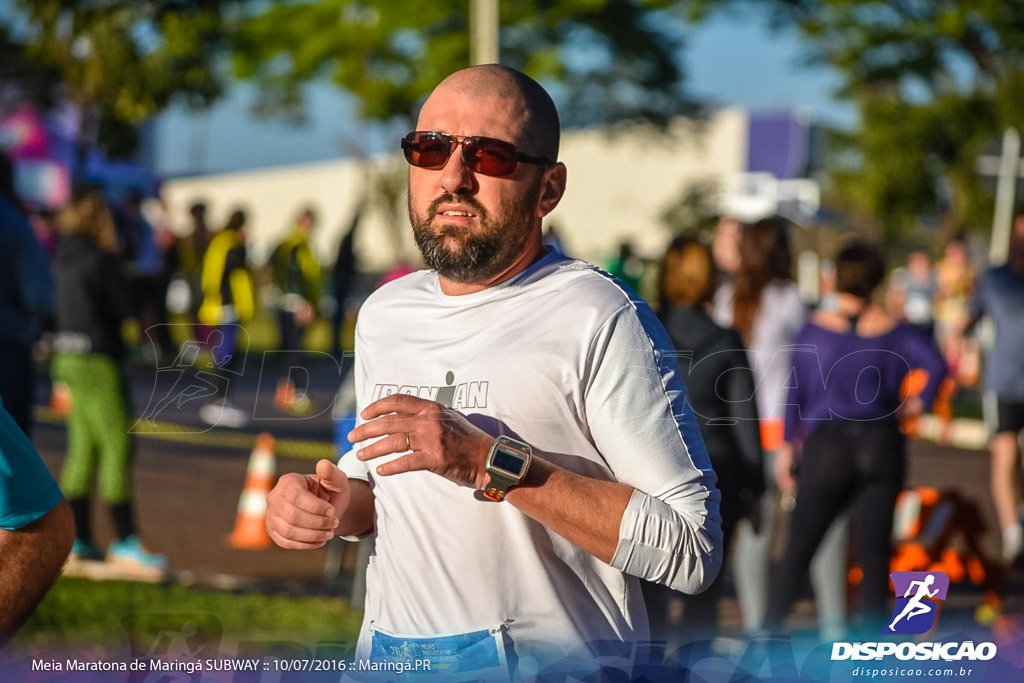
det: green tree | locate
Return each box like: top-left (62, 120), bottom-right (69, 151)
top-left (229, 0), bottom-right (698, 129)
top-left (825, 89), bottom-right (998, 241)
top-left (691, 0), bottom-right (1024, 240)
top-left (5, 0), bottom-right (246, 163)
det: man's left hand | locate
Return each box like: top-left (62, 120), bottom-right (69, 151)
top-left (348, 394), bottom-right (493, 488)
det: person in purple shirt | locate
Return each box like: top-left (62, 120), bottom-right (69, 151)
top-left (764, 240), bottom-right (946, 633)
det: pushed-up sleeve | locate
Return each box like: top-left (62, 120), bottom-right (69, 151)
top-left (586, 304), bottom-right (723, 594)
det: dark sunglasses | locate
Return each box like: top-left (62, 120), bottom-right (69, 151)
top-left (401, 131), bottom-right (554, 177)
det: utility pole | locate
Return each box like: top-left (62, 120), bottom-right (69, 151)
top-left (976, 127), bottom-right (1021, 265)
top-left (470, 0), bottom-right (499, 65)
top-left (990, 128), bottom-right (1020, 265)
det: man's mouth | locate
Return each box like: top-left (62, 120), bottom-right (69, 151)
top-left (431, 194), bottom-right (483, 220)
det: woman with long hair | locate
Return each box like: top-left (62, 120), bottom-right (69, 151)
top-left (648, 236), bottom-right (763, 642)
top-left (713, 216), bottom-right (847, 637)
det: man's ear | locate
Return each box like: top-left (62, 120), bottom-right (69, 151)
top-left (536, 162), bottom-right (567, 218)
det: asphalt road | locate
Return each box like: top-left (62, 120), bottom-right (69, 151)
top-left (34, 356), bottom-right (349, 587)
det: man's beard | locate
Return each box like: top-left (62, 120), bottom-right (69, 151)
top-left (410, 181), bottom-right (541, 284)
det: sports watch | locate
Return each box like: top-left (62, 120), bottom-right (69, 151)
top-left (482, 435), bottom-right (532, 502)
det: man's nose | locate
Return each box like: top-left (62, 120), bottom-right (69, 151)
top-left (439, 146), bottom-right (477, 195)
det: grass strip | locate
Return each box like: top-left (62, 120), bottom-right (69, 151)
top-left (11, 577), bottom-right (362, 658)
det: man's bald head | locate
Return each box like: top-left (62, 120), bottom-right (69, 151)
top-left (431, 64), bottom-right (560, 160)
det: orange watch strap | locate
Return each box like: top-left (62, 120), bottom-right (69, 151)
top-left (483, 486), bottom-right (505, 502)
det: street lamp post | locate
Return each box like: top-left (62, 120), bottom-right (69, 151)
top-left (470, 0), bottom-right (499, 65)
top-left (976, 127), bottom-right (1021, 266)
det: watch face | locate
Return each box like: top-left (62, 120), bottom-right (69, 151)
top-left (490, 446), bottom-right (527, 477)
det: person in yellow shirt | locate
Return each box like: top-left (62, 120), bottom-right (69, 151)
top-left (269, 207), bottom-right (320, 413)
top-left (197, 209), bottom-right (255, 428)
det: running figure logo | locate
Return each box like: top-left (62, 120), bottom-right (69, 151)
top-left (884, 571), bottom-right (950, 634)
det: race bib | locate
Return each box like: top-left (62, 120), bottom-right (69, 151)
top-left (369, 623), bottom-right (508, 677)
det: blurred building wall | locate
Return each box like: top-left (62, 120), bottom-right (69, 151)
top-left (550, 109), bottom-right (748, 261)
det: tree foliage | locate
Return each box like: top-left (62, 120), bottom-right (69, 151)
top-left (691, 0), bottom-right (1024, 240)
top-left (825, 89), bottom-right (999, 241)
top-left (4, 0), bottom-right (246, 158)
top-left (229, 0), bottom-right (698, 129)
top-left (4, 0), bottom-right (703, 163)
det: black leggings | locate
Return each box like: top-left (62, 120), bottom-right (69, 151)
top-left (766, 420), bottom-right (905, 630)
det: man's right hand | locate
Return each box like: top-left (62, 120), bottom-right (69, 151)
top-left (266, 459), bottom-right (348, 549)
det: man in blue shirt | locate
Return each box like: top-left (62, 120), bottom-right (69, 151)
top-left (966, 210), bottom-right (1024, 563)
top-left (0, 398), bottom-right (74, 645)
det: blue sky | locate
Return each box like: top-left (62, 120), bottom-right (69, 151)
top-left (154, 13), bottom-right (852, 178)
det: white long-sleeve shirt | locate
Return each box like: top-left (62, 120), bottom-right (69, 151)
top-left (339, 249), bottom-right (721, 671)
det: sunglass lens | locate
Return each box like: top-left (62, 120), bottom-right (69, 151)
top-left (465, 139), bottom-right (517, 176)
top-left (405, 134), bottom-right (452, 168)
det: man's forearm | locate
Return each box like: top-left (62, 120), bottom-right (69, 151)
top-left (506, 457), bottom-right (722, 594)
top-left (505, 457), bottom-right (632, 564)
top-left (0, 500), bottom-right (74, 645)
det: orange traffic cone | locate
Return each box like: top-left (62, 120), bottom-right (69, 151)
top-left (227, 432), bottom-right (276, 549)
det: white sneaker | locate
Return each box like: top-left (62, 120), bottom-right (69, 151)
top-left (199, 400), bottom-right (250, 428)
